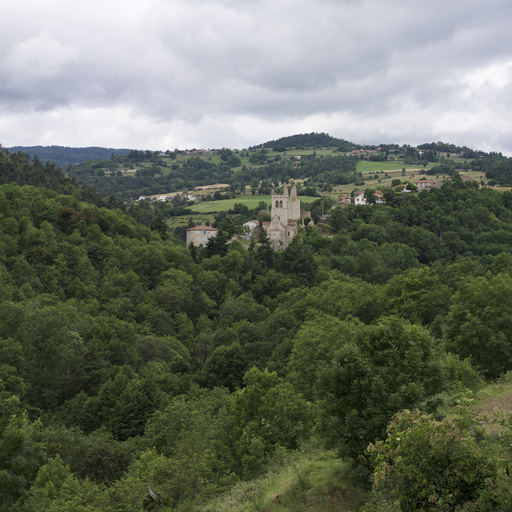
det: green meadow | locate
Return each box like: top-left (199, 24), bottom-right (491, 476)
top-left (188, 194), bottom-right (319, 213)
top-left (356, 160), bottom-right (428, 172)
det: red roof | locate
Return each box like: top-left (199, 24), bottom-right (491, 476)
top-left (186, 225), bottom-right (218, 231)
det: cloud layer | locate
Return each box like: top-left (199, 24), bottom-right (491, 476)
top-left (2, 0), bottom-right (512, 152)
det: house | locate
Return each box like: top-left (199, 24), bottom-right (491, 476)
top-left (414, 180), bottom-right (433, 191)
top-left (339, 195), bottom-right (353, 207)
top-left (138, 194), bottom-right (171, 202)
top-left (374, 191), bottom-right (386, 204)
top-left (354, 189), bottom-right (385, 205)
top-left (186, 226), bottom-right (218, 247)
top-left (243, 220), bottom-right (258, 233)
top-left (242, 220), bottom-right (258, 240)
top-left (354, 190), bottom-right (366, 205)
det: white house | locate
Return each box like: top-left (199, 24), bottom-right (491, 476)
top-left (354, 190), bottom-right (366, 205)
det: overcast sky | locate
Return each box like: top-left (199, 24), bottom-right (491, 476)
top-left (2, 0), bottom-right (512, 153)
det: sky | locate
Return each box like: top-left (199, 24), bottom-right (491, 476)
top-left (2, 0), bottom-right (512, 153)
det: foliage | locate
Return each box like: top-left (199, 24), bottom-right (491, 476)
top-left (251, 132), bottom-right (354, 151)
top-left (231, 368), bottom-right (312, 479)
top-left (316, 317), bottom-right (446, 459)
top-left (368, 405), bottom-right (512, 511)
top-left (444, 273), bottom-right (512, 378)
top-left (6, 146), bottom-right (132, 167)
top-left (3, 145), bottom-right (512, 510)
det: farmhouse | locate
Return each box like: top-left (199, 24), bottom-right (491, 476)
top-left (354, 190), bottom-right (366, 205)
top-left (353, 190), bottom-right (385, 205)
top-left (414, 179), bottom-right (433, 190)
top-left (186, 226), bottom-right (218, 247)
top-left (339, 195), bottom-right (352, 207)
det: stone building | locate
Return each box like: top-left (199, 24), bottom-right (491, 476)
top-left (263, 184), bottom-right (306, 250)
top-left (186, 225), bottom-right (218, 247)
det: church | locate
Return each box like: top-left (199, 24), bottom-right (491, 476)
top-left (262, 184), bottom-right (306, 250)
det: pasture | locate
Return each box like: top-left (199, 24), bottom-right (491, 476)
top-left (188, 194), bottom-right (319, 213)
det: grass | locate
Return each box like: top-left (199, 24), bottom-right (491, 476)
top-left (188, 195), bottom-right (318, 213)
top-left (166, 214), bottom-right (214, 230)
top-left (356, 161), bottom-right (429, 173)
top-left (329, 168), bottom-right (489, 197)
top-left (283, 149), bottom-right (339, 157)
top-left (330, 169), bottom-right (428, 196)
top-left (473, 373), bottom-right (512, 418)
top-left (199, 446), bottom-right (367, 512)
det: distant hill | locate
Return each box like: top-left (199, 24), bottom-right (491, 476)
top-left (252, 132), bottom-right (355, 152)
top-left (6, 145), bottom-right (133, 168)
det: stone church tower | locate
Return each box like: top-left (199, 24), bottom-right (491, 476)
top-left (288, 183), bottom-right (300, 221)
top-left (264, 184), bottom-right (302, 250)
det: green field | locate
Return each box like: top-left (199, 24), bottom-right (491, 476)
top-left (283, 148), bottom-right (339, 156)
top-left (166, 214), bottom-right (214, 230)
top-left (188, 194), bottom-right (318, 213)
top-left (356, 161), bottom-right (429, 173)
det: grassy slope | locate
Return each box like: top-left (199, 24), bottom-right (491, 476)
top-left (473, 375), bottom-right (512, 420)
top-left (355, 161), bottom-right (426, 173)
top-left (201, 445), bottom-right (368, 512)
top-left (198, 378), bottom-right (512, 512)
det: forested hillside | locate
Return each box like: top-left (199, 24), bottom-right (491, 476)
top-left (60, 133), bottom-right (486, 203)
top-left (251, 132), bottom-right (355, 151)
top-left (66, 147), bottom-right (361, 201)
top-left (3, 146), bottom-right (512, 511)
top-left (6, 146), bottom-right (132, 168)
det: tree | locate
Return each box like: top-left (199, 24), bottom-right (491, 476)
top-left (149, 213), bottom-right (168, 238)
top-left (255, 229), bottom-right (274, 268)
top-left (368, 407), bottom-right (500, 511)
top-left (382, 267), bottom-right (452, 333)
top-left (0, 392), bottom-right (46, 508)
top-left (280, 238), bottom-right (318, 284)
top-left (230, 368), bottom-right (312, 478)
top-left (317, 317), bottom-right (446, 460)
top-left (288, 314), bottom-right (361, 400)
top-left (364, 188), bottom-right (377, 204)
top-left (202, 343), bottom-right (248, 391)
top-left (20, 303), bottom-right (86, 410)
top-left (444, 273), bottom-right (512, 379)
top-left (205, 231), bottom-right (229, 257)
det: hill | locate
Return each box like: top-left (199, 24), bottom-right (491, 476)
top-left (251, 132), bottom-right (355, 151)
top-left (6, 141), bottom-right (512, 511)
top-left (6, 145), bottom-right (132, 167)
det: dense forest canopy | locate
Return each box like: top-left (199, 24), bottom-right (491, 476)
top-left (250, 132), bottom-right (355, 151)
top-left (3, 142), bottom-right (512, 510)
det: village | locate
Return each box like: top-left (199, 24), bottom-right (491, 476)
top-left (183, 174), bottom-right (480, 250)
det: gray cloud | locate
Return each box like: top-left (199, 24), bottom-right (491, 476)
top-left (1, 0), bottom-right (512, 152)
